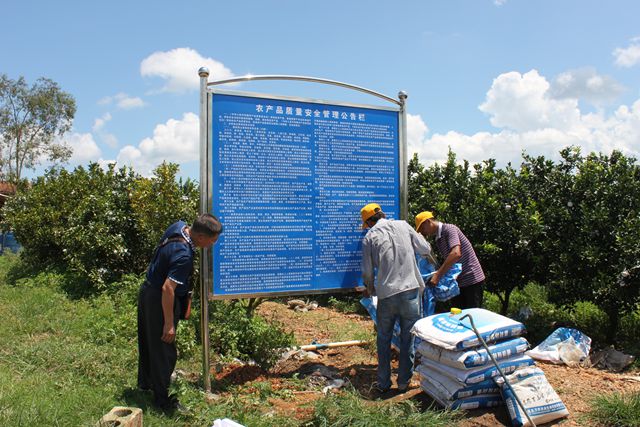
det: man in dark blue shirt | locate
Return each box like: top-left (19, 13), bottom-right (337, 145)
top-left (137, 213), bottom-right (222, 411)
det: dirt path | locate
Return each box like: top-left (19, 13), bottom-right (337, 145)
top-left (218, 301), bottom-right (640, 426)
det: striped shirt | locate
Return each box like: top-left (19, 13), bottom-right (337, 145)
top-left (435, 223), bottom-right (485, 288)
top-left (361, 218), bottom-right (432, 300)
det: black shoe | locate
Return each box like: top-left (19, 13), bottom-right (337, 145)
top-left (156, 396), bottom-right (191, 415)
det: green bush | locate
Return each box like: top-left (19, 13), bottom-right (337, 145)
top-left (208, 300), bottom-right (294, 370)
top-left (617, 308), bottom-right (640, 356)
top-left (503, 284), bottom-right (572, 346)
top-left (4, 162), bottom-right (198, 292)
top-left (568, 301), bottom-right (609, 347)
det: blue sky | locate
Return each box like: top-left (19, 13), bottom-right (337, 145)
top-left (3, 0), bottom-right (639, 180)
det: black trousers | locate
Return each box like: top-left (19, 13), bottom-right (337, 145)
top-left (450, 280), bottom-right (485, 309)
top-left (137, 283), bottom-right (182, 406)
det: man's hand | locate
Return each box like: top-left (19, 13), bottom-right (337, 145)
top-left (162, 323), bottom-right (176, 343)
top-left (429, 273), bottom-right (440, 287)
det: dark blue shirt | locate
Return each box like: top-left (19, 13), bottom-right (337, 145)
top-left (145, 221), bottom-right (195, 297)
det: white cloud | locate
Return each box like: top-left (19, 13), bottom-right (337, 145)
top-left (550, 67), bottom-right (625, 106)
top-left (92, 113), bottom-right (118, 149)
top-left (613, 37), bottom-right (640, 68)
top-left (410, 69), bottom-right (640, 168)
top-left (92, 112), bottom-right (112, 132)
top-left (479, 70), bottom-right (580, 132)
top-left (65, 132), bottom-right (102, 164)
top-left (98, 93), bottom-right (145, 109)
top-left (116, 112), bottom-right (199, 176)
top-left (140, 47), bottom-right (234, 93)
top-left (494, 0), bottom-right (508, 5)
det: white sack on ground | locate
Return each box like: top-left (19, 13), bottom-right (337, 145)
top-left (419, 353), bottom-right (535, 384)
top-left (416, 363), bottom-right (499, 400)
top-left (419, 377), bottom-right (503, 410)
top-left (411, 308), bottom-right (526, 351)
top-left (526, 327), bottom-right (591, 366)
top-left (417, 336), bottom-right (530, 370)
top-left (495, 366), bottom-right (569, 427)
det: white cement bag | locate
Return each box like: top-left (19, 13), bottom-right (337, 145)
top-left (411, 308), bottom-right (526, 351)
top-left (419, 377), bottom-right (502, 410)
top-left (417, 337), bottom-right (529, 370)
top-left (416, 363), bottom-right (499, 400)
top-left (495, 366), bottom-right (569, 427)
top-left (419, 353), bottom-right (535, 385)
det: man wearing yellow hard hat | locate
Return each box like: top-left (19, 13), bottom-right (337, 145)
top-left (415, 211), bottom-right (485, 309)
top-left (360, 203), bottom-right (432, 394)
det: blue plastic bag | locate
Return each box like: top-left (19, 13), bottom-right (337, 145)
top-left (417, 255), bottom-right (462, 302)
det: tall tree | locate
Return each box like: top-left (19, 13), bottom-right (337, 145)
top-left (0, 75), bottom-right (76, 183)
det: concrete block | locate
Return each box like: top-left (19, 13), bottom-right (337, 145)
top-left (96, 406), bottom-right (143, 427)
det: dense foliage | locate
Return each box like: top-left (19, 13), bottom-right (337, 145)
top-left (3, 162), bottom-right (198, 288)
top-left (410, 147), bottom-right (640, 343)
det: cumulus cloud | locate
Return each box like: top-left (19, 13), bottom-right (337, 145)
top-left (92, 113), bottom-right (118, 149)
top-left (116, 112), bottom-right (199, 176)
top-left (64, 132), bottom-right (102, 165)
top-left (410, 69), bottom-right (640, 168)
top-left (550, 67), bottom-right (625, 106)
top-left (613, 37), bottom-right (640, 68)
top-left (494, 0), bottom-right (508, 5)
top-left (479, 70), bottom-right (580, 132)
top-left (140, 48), bottom-right (234, 93)
top-left (99, 93), bottom-right (145, 109)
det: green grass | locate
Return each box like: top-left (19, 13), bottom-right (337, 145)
top-left (308, 387), bottom-right (461, 427)
top-left (587, 391), bottom-right (640, 427)
top-left (0, 255), bottom-right (459, 426)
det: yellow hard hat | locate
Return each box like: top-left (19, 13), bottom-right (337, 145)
top-left (360, 203), bottom-right (381, 228)
top-left (415, 211), bottom-right (434, 232)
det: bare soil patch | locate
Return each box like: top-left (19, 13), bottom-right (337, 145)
top-left (209, 301), bottom-right (640, 426)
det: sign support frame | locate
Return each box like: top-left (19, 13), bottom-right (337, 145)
top-left (198, 69), bottom-right (408, 392)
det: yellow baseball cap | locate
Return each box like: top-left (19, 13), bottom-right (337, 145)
top-left (360, 203), bottom-right (381, 228)
top-left (415, 211), bottom-right (434, 231)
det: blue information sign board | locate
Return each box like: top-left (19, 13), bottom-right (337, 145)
top-left (210, 91), bottom-right (400, 297)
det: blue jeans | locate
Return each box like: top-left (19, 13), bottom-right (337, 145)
top-left (376, 288), bottom-right (421, 389)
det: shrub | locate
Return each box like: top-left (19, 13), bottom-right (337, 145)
top-left (568, 301), bottom-right (609, 347)
top-left (208, 300), bottom-right (294, 370)
top-left (4, 162), bottom-right (198, 292)
top-left (505, 283), bottom-right (572, 346)
top-left (617, 308), bottom-right (640, 356)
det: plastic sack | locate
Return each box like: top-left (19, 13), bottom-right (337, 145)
top-left (417, 363), bottom-right (500, 401)
top-left (495, 366), bottom-right (569, 427)
top-left (417, 256), bottom-right (462, 301)
top-left (417, 336), bottom-right (530, 370)
top-left (526, 327), bottom-right (591, 366)
top-left (212, 419), bottom-right (245, 427)
top-left (412, 308), bottom-right (527, 351)
top-left (419, 353), bottom-right (535, 385)
top-left (420, 375), bottom-right (503, 410)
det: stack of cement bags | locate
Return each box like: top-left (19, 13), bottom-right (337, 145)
top-left (411, 308), bottom-right (534, 410)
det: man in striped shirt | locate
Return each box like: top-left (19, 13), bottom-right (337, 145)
top-left (415, 211), bottom-right (485, 309)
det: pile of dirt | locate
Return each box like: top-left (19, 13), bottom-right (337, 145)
top-left (209, 301), bottom-right (640, 426)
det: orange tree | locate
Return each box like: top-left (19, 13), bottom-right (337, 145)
top-left (409, 147), bottom-right (640, 342)
top-left (3, 162), bottom-right (198, 291)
